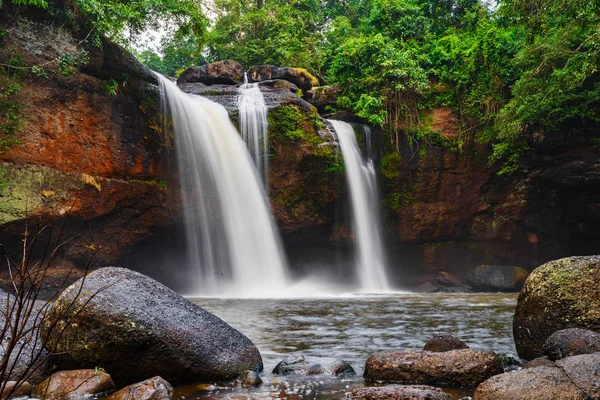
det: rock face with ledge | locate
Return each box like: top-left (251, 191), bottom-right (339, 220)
top-left (41, 267), bottom-right (263, 385)
top-left (364, 349), bottom-right (502, 387)
top-left (513, 255), bottom-right (600, 360)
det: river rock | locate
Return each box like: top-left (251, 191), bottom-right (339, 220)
top-left (523, 357), bottom-right (555, 369)
top-left (473, 366), bottom-right (585, 400)
top-left (423, 334), bottom-right (469, 352)
top-left (555, 352), bottom-right (600, 399)
top-left (272, 355), bottom-right (355, 376)
top-left (364, 349), bottom-right (502, 386)
top-left (0, 381), bottom-right (32, 399)
top-left (33, 370), bottom-right (115, 400)
top-left (247, 65), bottom-right (319, 92)
top-left (467, 265), bottom-right (528, 292)
top-left (177, 60), bottom-right (244, 85)
top-left (543, 328), bottom-right (600, 360)
top-left (40, 267), bottom-right (263, 385)
top-left (236, 370), bottom-right (262, 387)
top-left (513, 255), bottom-right (600, 360)
top-left (106, 376), bottom-right (172, 400)
top-left (349, 385), bottom-right (451, 400)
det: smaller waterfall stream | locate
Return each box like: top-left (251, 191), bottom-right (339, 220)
top-left (156, 73), bottom-right (289, 296)
top-left (238, 73), bottom-right (269, 182)
top-left (329, 120), bottom-right (390, 291)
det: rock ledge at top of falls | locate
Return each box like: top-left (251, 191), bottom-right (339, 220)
top-left (364, 349), bottom-right (503, 387)
top-left (247, 65), bottom-right (320, 92)
top-left (513, 255), bottom-right (600, 360)
top-left (40, 267), bottom-right (263, 386)
top-left (177, 60), bottom-right (244, 85)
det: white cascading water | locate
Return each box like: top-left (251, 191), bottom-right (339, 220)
top-left (238, 73), bottom-right (269, 182)
top-left (155, 73), bottom-right (289, 297)
top-left (329, 120), bottom-right (390, 292)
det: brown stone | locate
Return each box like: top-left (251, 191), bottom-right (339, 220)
top-left (556, 352), bottom-right (600, 399)
top-left (176, 60), bottom-right (244, 85)
top-left (34, 370), bottom-right (115, 400)
top-left (523, 357), bottom-right (555, 369)
top-left (423, 334), bottom-right (469, 352)
top-left (349, 385), bottom-right (451, 400)
top-left (1, 381), bottom-right (32, 399)
top-left (364, 349), bottom-right (502, 387)
top-left (473, 366), bottom-right (586, 400)
top-left (543, 328), bottom-right (600, 361)
top-left (106, 376), bottom-right (172, 400)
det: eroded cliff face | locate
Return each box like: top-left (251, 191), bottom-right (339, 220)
top-left (0, 5), bottom-right (176, 270)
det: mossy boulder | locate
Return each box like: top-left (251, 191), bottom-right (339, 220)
top-left (248, 65), bottom-right (319, 92)
top-left (40, 267), bottom-right (263, 385)
top-left (513, 256), bottom-right (600, 360)
top-left (177, 60), bottom-right (244, 85)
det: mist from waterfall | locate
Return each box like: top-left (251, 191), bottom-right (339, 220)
top-left (329, 120), bottom-right (390, 292)
top-left (238, 73), bottom-right (269, 182)
top-left (155, 73), bottom-right (289, 297)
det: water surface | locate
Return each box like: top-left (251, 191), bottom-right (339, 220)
top-left (180, 293), bottom-right (517, 399)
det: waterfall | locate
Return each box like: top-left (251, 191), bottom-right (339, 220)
top-left (155, 73), bottom-right (289, 296)
top-left (238, 73), bottom-right (269, 182)
top-left (329, 120), bottom-right (390, 291)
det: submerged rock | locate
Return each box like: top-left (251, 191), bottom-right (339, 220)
top-left (543, 328), bottom-right (600, 361)
top-left (364, 349), bottom-right (502, 387)
top-left (34, 369), bottom-right (115, 400)
top-left (272, 355), bottom-right (355, 376)
top-left (106, 376), bottom-right (173, 400)
top-left (467, 265), bottom-right (528, 292)
top-left (177, 60), bottom-right (244, 85)
top-left (349, 385), bottom-right (451, 400)
top-left (423, 334), bottom-right (469, 352)
top-left (513, 255), bottom-right (600, 360)
top-left (41, 267), bottom-right (263, 385)
top-left (236, 370), bottom-right (262, 388)
top-left (473, 366), bottom-right (585, 400)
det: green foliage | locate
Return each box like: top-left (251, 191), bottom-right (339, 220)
top-left (268, 105), bottom-right (306, 141)
top-left (104, 79), bottom-right (119, 96)
top-left (3, 0), bottom-right (47, 7)
top-left (0, 55), bottom-right (26, 152)
top-left (57, 50), bottom-right (89, 77)
top-left (380, 152), bottom-right (402, 180)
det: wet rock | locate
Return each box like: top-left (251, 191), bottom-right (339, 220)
top-left (273, 355), bottom-right (355, 376)
top-left (349, 385), bottom-right (451, 400)
top-left (1, 381), bottom-right (32, 399)
top-left (364, 349), bottom-right (502, 386)
top-left (414, 280), bottom-right (470, 293)
top-left (523, 357), bottom-right (555, 369)
top-left (236, 370), bottom-right (262, 388)
top-left (257, 79), bottom-right (299, 93)
top-left (423, 334), bottom-right (469, 352)
top-left (33, 370), bottom-right (115, 400)
top-left (543, 328), bottom-right (600, 361)
top-left (177, 60), bottom-right (244, 85)
top-left (467, 265), bottom-right (528, 292)
top-left (435, 271), bottom-right (464, 287)
top-left (248, 65), bottom-right (319, 92)
top-left (513, 256), bottom-right (600, 360)
top-left (0, 292), bottom-right (54, 384)
top-left (106, 376), bottom-right (172, 400)
top-left (305, 85), bottom-right (341, 112)
top-left (555, 352), bottom-right (600, 399)
top-left (473, 366), bottom-right (585, 400)
top-left (41, 267), bottom-right (263, 385)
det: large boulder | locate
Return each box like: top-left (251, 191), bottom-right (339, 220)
top-left (305, 85), bottom-right (341, 112)
top-left (467, 265), bottom-right (528, 292)
top-left (543, 328), bottom-right (600, 360)
top-left (423, 334), bottom-right (469, 352)
top-left (33, 370), bottom-right (116, 400)
top-left (247, 65), bottom-right (319, 92)
top-left (555, 352), bottom-right (600, 399)
top-left (473, 366), bottom-right (586, 400)
top-left (349, 385), bottom-right (451, 400)
top-left (513, 256), bottom-right (600, 360)
top-left (106, 376), bottom-right (173, 400)
top-left (364, 349), bottom-right (503, 386)
top-left (177, 60), bottom-right (244, 85)
top-left (40, 267), bottom-right (263, 385)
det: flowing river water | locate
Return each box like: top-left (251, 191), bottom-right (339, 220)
top-left (174, 293), bottom-right (518, 400)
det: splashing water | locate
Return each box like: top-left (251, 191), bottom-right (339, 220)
top-left (329, 120), bottom-right (390, 292)
top-left (238, 72), bottom-right (269, 182)
top-left (155, 73), bottom-right (289, 296)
